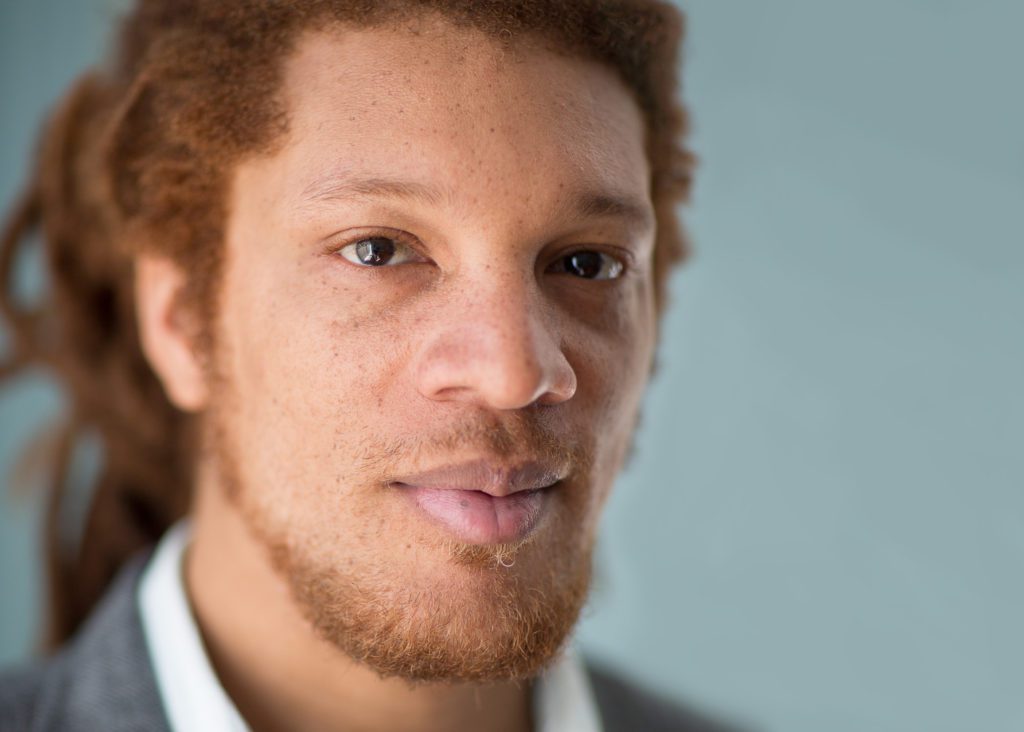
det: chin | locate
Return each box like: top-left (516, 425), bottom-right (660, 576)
top-left (266, 525), bottom-right (594, 683)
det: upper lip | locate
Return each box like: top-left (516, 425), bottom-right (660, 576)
top-left (388, 459), bottom-right (566, 498)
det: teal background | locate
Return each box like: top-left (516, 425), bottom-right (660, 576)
top-left (2, 2), bottom-right (1022, 730)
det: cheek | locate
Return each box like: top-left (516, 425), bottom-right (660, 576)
top-left (568, 277), bottom-right (655, 417)
top-left (218, 265), bottom-right (411, 506)
top-left (568, 281), bottom-right (654, 498)
top-left (234, 263), bottom-right (405, 394)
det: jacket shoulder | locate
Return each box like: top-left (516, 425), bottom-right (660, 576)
top-left (0, 554), bottom-right (169, 732)
top-left (585, 660), bottom-right (749, 732)
top-left (0, 661), bottom-right (49, 732)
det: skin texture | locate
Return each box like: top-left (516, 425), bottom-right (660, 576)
top-left (137, 16), bottom-right (656, 732)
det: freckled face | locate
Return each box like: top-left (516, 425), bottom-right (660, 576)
top-left (208, 19), bottom-right (656, 681)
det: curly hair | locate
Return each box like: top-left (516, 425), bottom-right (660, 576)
top-left (0, 0), bottom-right (694, 647)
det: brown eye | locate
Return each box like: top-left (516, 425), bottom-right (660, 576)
top-left (338, 237), bottom-right (419, 267)
top-left (553, 251), bottom-right (624, 280)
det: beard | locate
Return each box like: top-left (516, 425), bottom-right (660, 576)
top-left (266, 518), bottom-right (593, 683)
top-left (202, 377), bottom-right (598, 684)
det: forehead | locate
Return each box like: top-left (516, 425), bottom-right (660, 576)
top-left (271, 17), bottom-right (650, 213)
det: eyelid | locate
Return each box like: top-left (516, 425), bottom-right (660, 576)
top-left (601, 245), bottom-right (635, 271)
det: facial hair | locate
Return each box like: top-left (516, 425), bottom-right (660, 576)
top-left (203, 380), bottom-right (598, 683)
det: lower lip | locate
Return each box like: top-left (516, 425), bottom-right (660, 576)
top-left (397, 484), bottom-right (551, 545)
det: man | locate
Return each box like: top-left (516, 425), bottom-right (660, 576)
top-left (0, 1), bottom-right (738, 730)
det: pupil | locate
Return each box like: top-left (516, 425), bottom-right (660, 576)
top-left (356, 237), bottom-right (396, 266)
top-left (568, 252), bottom-right (603, 278)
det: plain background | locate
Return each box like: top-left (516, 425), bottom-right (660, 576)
top-left (1, 2), bottom-right (1021, 730)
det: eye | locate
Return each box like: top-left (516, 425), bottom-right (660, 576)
top-left (550, 250), bottom-right (624, 280)
top-left (337, 236), bottom-right (422, 267)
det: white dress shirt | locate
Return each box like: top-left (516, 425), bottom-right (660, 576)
top-left (138, 521), bottom-right (603, 732)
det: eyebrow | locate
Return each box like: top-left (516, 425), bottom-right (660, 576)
top-left (301, 175), bottom-right (447, 208)
top-left (573, 192), bottom-right (655, 232)
top-left (299, 173), bottom-right (655, 231)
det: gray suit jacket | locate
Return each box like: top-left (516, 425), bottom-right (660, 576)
top-left (0, 556), bottom-right (742, 732)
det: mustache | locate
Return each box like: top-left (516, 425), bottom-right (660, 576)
top-left (353, 411), bottom-right (591, 480)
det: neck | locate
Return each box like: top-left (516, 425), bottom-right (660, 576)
top-left (186, 482), bottom-right (535, 732)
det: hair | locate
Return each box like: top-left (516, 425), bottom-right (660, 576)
top-left (0, 0), bottom-right (695, 648)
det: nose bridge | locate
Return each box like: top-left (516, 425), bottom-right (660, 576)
top-left (469, 268), bottom-right (537, 349)
top-left (414, 264), bottom-right (576, 409)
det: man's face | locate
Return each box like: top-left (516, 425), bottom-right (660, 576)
top-left (206, 17), bottom-right (656, 682)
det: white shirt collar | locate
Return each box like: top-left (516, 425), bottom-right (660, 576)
top-left (138, 521), bottom-right (603, 732)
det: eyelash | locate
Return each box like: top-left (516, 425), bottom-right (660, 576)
top-left (330, 230), bottom-right (630, 280)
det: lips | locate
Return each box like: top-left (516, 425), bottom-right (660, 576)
top-left (389, 460), bottom-right (565, 545)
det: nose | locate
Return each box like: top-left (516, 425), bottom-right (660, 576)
top-left (412, 280), bottom-right (577, 410)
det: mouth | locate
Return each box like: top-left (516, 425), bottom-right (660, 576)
top-left (388, 459), bottom-right (565, 545)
